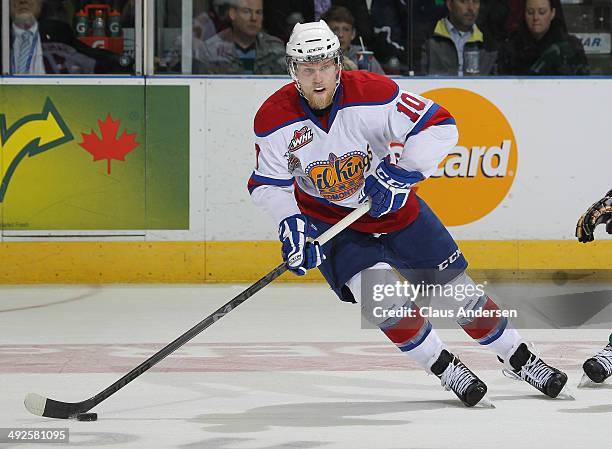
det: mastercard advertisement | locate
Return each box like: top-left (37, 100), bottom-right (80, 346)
top-left (416, 88), bottom-right (518, 227)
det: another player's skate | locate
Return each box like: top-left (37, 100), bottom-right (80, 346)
top-left (430, 349), bottom-right (491, 407)
top-left (501, 343), bottom-right (570, 399)
top-left (579, 343), bottom-right (612, 388)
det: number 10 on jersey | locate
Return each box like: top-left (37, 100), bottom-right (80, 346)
top-left (396, 93), bottom-right (426, 123)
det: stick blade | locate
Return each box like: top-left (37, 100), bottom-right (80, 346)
top-left (24, 393), bottom-right (90, 419)
top-left (24, 393), bottom-right (47, 416)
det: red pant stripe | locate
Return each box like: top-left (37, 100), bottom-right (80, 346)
top-left (381, 307), bottom-right (427, 347)
top-left (460, 296), bottom-right (503, 340)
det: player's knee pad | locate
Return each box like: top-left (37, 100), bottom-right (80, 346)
top-left (418, 271), bottom-right (484, 317)
top-left (345, 263), bottom-right (415, 328)
top-left (455, 288), bottom-right (508, 343)
top-left (345, 262), bottom-right (392, 303)
top-left (441, 274), bottom-right (511, 345)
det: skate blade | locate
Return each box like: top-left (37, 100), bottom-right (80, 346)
top-left (475, 394), bottom-right (495, 408)
top-left (577, 373), bottom-right (602, 389)
top-left (555, 384), bottom-right (575, 400)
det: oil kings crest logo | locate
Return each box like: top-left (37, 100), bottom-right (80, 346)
top-left (416, 88), bottom-right (518, 226)
top-left (288, 126), bottom-right (313, 152)
top-left (306, 148), bottom-right (372, 202)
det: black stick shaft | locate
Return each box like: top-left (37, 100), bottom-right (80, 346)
top-left (32, 200), bottom-right (371, 418)
top-left (89, 262), bottom-right (288, 408)
top-left (85, 203), bottom-right (370, 408)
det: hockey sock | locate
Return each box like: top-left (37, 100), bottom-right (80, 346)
top-left (458, 295), bottom-right (522, 359)
top-left (380, 304), bottom-right (444, 371)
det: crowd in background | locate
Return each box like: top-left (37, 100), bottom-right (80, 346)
top-left (8, 0), bottom-right (134, 74)
top-left (7, 0), bottom-right (603, 76)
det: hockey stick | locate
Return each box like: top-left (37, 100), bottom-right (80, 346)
top-left (24, 200), bottom-right (371, 419)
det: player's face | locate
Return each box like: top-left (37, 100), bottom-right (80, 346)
top-left (525, 0), bottom-right (555, 40)
top-left (296, 59), bottom-right (340, 110)
top-left (446, 0), bottom-right (480, 32)
top-left (328, 21), bottom-right (356, 53)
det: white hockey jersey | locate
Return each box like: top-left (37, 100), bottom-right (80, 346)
top-left (248, 71), bottom-right (458, 234)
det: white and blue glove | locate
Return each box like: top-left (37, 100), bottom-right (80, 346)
top-left (363, 156), bottom-right (424, 218)
top-left (278, 214), bottom-right (325, 276)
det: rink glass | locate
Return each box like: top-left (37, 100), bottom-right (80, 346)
top-left (3, 1), bottom-right (610, 75)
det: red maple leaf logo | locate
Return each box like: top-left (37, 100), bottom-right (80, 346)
top-left (79, 114), bottom-right (139, 174)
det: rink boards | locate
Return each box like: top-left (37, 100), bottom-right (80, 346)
top-left (0, 76), bottom-right (610, 282)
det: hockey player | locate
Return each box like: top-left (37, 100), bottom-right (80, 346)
top-left (576, 189), bottom-right (612, 244)
top-left (248, 20), bottom-right (568, 406)
top-left (576, 189), bottom-right (612, 384)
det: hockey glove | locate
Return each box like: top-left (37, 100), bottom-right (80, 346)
top-left (362, 156), bottom-right (424, 218)
top-left (278, 214), bottom-right (325, 275)
top-left (576, 190), bottom-right (612, 243)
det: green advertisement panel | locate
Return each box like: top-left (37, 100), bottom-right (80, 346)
top-left (0, 85), bottom-right (189, 230)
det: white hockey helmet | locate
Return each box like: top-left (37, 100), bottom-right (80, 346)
top-left (286, 20), bottom-right (342, 94)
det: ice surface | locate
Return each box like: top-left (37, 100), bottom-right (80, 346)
top-left (1, 284), bottom-right (611, 449)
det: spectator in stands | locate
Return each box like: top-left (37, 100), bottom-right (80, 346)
top-left (263, 0), bottom-right (378, 55)
top-left (194, 0), bottom-right (286, 74)
top-left (191, 8), bottom-right (218, 65)
top-left (421, 0), bottom-right (497, 75)
top-left (371, 0), bottom-right (447, 74)
top-left (210, 0), bottom-right (236, 32)
top-left (477, 0), bottom-right (568, 48)
top-left (10, 0), bottom-right (128, 74)
top-left (10, 0), bottom-right (45, 74)
top-left (322, 6), bottom-right (385, 74)
top-left (498, 0), bottom-right (588, 75)
top-left (185, 1), bottom-right (233, 64)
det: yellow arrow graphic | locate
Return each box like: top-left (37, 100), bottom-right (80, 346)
top-left (0, 98), bottom-right (73, 202)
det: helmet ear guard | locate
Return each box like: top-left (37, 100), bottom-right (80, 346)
top-left (286, 20), bottom-right (343, 96)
